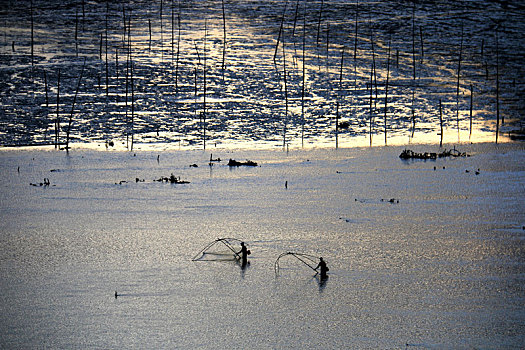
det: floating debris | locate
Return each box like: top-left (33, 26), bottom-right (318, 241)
top-left (209, 154), bottom-right (221, 162)
top-left (227, 159), bottom-right (258, 167)
top-left (154, 174), bottom-right (190, 184)
top-left (399, 148), bottom-right (469, 160)
top-left (30, 178), bottom-right (51, 187)
top-left (381, 198), bottom-right (400, 203)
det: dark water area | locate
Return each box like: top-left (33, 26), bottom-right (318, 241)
top-left (0, 0), bottom-right (524, 149)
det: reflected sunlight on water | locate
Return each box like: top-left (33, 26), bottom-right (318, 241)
top-left (0, 143), bottom-right (523, 348)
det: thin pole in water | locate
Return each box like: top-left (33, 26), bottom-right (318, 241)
top-left (384, 37), bottom-right (391, 145)
top-left (30, 0), bottom-right (34, 66)
top-left (273, 1), bottom-right (288, 66)
top-left (55, 69), bottom-right (60, 149)
top-left (282, 28), bottom-right (288, 150)
top-left (66, 58), bottom-right (86, 151)
top-left (439, 99), bottom-right (443, 148)
top-left (495, 26), bottom-right (500, 144)
top-left (301, 2), bottom-right (306, 148)
top-left (456, 23), bottom-right (463, 141)
top-left (203, 19), bottom-right (207, 150)
top-left (221, 0), bottom-right (226, 80)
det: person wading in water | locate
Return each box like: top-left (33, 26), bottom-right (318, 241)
top-left (237, 242), bottom-right (250, 267)
top-left (314, 257), bottom-right (329, 279)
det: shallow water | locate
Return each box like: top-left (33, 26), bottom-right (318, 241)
top-left (0, 143), bottom-right (524, 348)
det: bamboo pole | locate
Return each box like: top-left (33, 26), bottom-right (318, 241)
top-left (439, 99), bottom-right (443, 147)
top-left (105, 2), bottom-right (109, 97)
top-left (335, 101), bottom-right (339, 149)
top-left (160, 0), bottom-right (164, 62)
top-left (495, 27), bottom-right (500, 143)
top-left (44, 70), bottom-right (49, 108)
top-left (369, 16), bottom-right (377, 101)
top-left (339, 46), bottom-right (345, 88)
top-left (115, 48), bottom-right (119, 82)
top-left (148, 18), bottom-right (152, 51)
top-left (122, 6), bottom-right (126, 48)
top-left (175, 1), bottom-right (180, 92)
top-left (221, 0), bottom-right (226, 77)
top-left (301, 3), bottom-right (306, 148)
top-left (130, 60), bottom-right (134, 151)
top-left (411, 2), bottom-right (416, 81)
top-left (419, 26), bottom-right (424, 64)
top-left (66, 58), bottom-right (86, 150)
top-left (369, 61), bottom-right (373, 146)
top-left (291, 0), bottom-right (300, 58)
top-left (75, 7), bottom-right (79, 57)
top-left (203, 20), bottom-right (207, 150)
top-left (384, 38), bottom-right (391, 145)
top-left (171, 0), bottom-right (174, 68)
top-left (325, 22), bottom-right (330, 73)
top-left (456, 23), bottom-right (463, 140)
top-left (55, 69), bottom-right (61, 149)
top-left (469, 84), bottom-right (473, 140)
top-left (30, 0), bottom-right (34, 66)
top-left (316, 0), bottom-right (324, 52)
top-left (282, 30), bottom-right (288, 150)
top-left (411, 2), bottom-right (416, 140)
top-left (273, 1), bottom-right (288, 65)
top-left (354, 0), bottom-right (358, 91)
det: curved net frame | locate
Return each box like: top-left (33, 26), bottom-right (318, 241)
top-left (274, 252), bottom-right (319, 276)
top-left (191, 238), bottom-right (245, 261)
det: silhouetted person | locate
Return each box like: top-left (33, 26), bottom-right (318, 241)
top-left (237, 242), bottom-right (249, 267)
top-left (314, 257), bottom-right (329, 279)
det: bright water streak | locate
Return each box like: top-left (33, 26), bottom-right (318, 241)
top-left (0, 143), bottom-right (524, 348)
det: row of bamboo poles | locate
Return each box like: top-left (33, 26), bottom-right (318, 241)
top-left (4, 0), bottom-right (510, 150)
